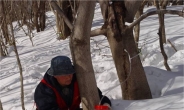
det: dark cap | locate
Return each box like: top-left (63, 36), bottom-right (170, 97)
top-left (47, 56), bottom-right (75, 76)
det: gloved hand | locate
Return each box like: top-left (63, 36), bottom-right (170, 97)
top-left (103, 103), bottom-right (112, 110)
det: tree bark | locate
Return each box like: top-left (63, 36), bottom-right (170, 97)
top-left (155, 0), bottom-right (171, 71)
top-left (10, 17), bottom-right (26, 110)
top-left (107, 2), bottom-right (152, 100)
top-left (0, 0), bottom-right (9, 44)
top-left (176, 0), bottom-right (183, 5)
top-left (99, 0), bottom-right (109, 21)
top-left (52, 1), bottom-right (73, 40)
top-left (0, 99), bottom-right (3, 110)
top-left (32, 1), bottom-right (40, 32)
top-left (134, 0), bottom-right (147, 48)
top-left (160, 0), bottom-right (168, 43)
top-left (0, 33), bottom-right (8, 57)
top-left (39, 1), bottom-right (46, 31)
top-left (0, 1), bottom-right (6, 57)
top-left (70, 1), bottom-right (99, 110)
top-left (124, 0), bottom-right (144, 23)
top-left (167, 39), bottom-right (177, 52)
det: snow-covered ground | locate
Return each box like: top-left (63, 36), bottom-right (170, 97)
top-left (0, 4), bottom-right (184, 110)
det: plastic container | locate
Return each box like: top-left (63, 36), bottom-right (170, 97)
top-left (94, 105), bottom-right (109, 110)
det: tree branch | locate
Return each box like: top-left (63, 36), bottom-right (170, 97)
top-left (50, 1), bottom-right (107, 37)
top-left (128, 9), bottom-right (184, 30)
top-left (90, 28), bottom-right (107, 37)
top-left (50, 1), bottom-right (73, 30)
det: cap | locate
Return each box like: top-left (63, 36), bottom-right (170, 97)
top-left (47, 56), bottom-right (75, 76)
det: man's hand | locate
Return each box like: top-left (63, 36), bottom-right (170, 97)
top-left (103, 103), bottom-right (111, 110)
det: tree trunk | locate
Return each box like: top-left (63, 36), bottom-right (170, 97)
top-left (156, 0), bottom-right (171, 71)
top-left (0, 1), bottom-right (6, 57)
top-left (70, 1), bottom-right (100, 110)
top-left (9, 9), bottom-right (25, 109)
top-left (106, 2), bottom-right (152, 100)
top-left (0, 33), bottom-right (8, 57)
top-left (124, 0), bottom-right (144, 23)
top-left (32, 1), bottom-right (40, 32)
top-left (177, 0), bottom-right (183, 5)
top-left (0, 0), bottom-right (9, 44)
top-left (134, 0), bottom-right (147, 48)
top-left (39, 1), bottom-right (46, 31)
top-left (160, 0), bottom-right (168, 43)
top-left (99, 0), bottom-right (108, 21)
top-left (56, 1), bottom-right (73, 40)
top-left (0, 99), bottom-right (3, 110)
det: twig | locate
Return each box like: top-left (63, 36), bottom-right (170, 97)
top-left (167, 39), bottom-right (177, 52)
top-left (128, 9), bottom-right (184, 30)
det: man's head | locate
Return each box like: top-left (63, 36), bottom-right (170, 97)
top-left (48, 56), bottom-right (75, 86)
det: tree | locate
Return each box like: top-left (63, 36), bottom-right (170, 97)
top-left (51, 0), bottom-right (183, 108)
top-left (55, 1), bottom-right (73, 40)
top-left (99, 1), bottom-right (152, 99)
top-left (134, 0), bottom-right (148, 48)
top-left (39, 1), bottom-right (46, 31)
top-left (32, 1), bottom-right (46, 32)
top-left (9, 4), bottom-right (25, 109)
top-left (0, 0), bottom-right (9, 45)
top-left (70, 2), bottom-right (100, 109)
top-left (1, 0), bottom-right (181, 109)
top-left (0, 99), bottom-right (3, 110)
top-left (32, 1), bottom-right (39, 32)
top-left (155, 0), bottom-right (171, 71)
top-left (51, 1), bottom-right (99, 109)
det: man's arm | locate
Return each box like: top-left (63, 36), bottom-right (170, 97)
top-left (34, 83), bottom-right (60, 110)
top-left (97, 88), bottom-right (111, 106)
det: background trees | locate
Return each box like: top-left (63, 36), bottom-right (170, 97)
top-left (0, 0), bottom-right (183, 110)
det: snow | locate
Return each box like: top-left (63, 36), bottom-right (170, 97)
top-left (0, 4), bottom-right (184, 110)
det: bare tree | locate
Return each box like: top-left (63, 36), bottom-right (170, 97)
top-left (160, 0), bottom-right (168, 43)
top-left (1, 0), bottom-right (180, 109)
top-left (171, 0), bottom-right (184, 5)
top-left (0, 32), bottom-right (8, 56)
top-left (134, 0), bottom-right (148, 48)
top-left (8, 1), bottom-right (25, 109)
top-left (0, 99), bottom-right (3, 110)
top-left (70, 1), bottom-right (100, 110)
top-left (155, 0), bottom-right (171, 71)
top-left (32, 1), bottom-right (40, 32)
top-left (51, 0), bottom-right (183, 103)
top-left (54, 1), bottom-right (73, 40)
top-left (39, 1), bottom-right (46, 31)
top-left (105, 1), bottom-right (152, 99)
top-left (0, 0), bottom-right (9, 45)
top-left (10, 21), bottom-right (26, 110)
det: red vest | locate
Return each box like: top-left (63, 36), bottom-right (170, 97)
top-left (41, 79), bottom-right (81, 110)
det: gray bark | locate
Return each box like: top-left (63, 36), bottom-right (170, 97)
top-left (0, 98), bottom-right (3, 110)
top-left (155, 0), bottom-right (171, 71)
top-left (70, 1), bottom-right (100, 110)
top-left (160, 0), bottom-right (168, 43)
top-left (124, 0), bottom-right (144, 23)
top-left (10, 13), bottom-right (25, 110)
top-left (134, 1), bottom-right (147, 48)
top-left (106, 2), bottom-right (152, 99)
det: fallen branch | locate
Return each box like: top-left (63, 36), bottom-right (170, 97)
top-left (167, 39), bottom-right (177, 52)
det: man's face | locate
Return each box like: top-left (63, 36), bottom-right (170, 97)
top-left (54, 74), bottom-right (73, 86)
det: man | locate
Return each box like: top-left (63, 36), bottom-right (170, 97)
top-left (34, 56), bottom-right (111, 110)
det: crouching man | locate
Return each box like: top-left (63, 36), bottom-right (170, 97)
top-left (34, 56), bottom-right (111, 110)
